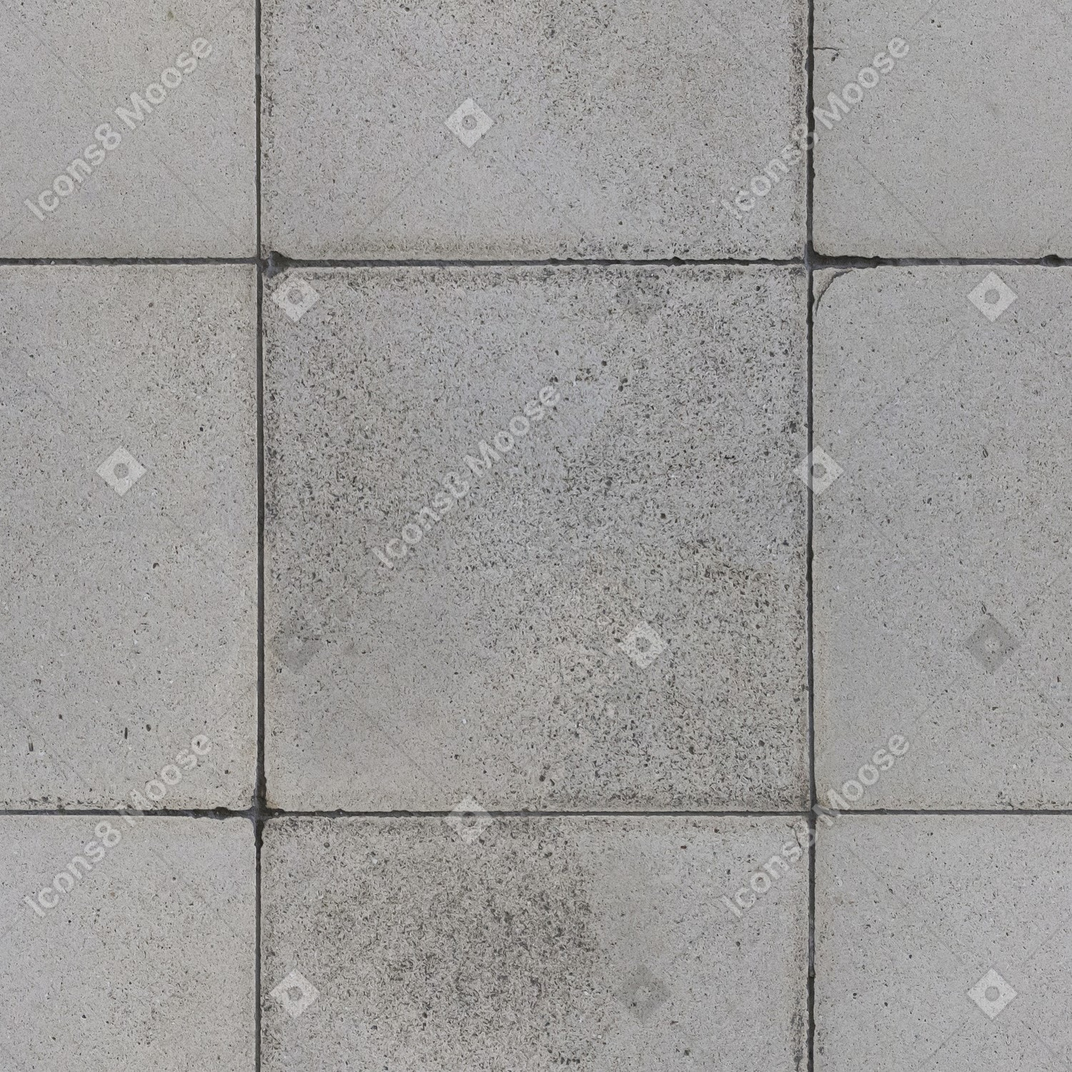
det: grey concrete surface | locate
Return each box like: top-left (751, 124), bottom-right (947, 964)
top-left (261, 0), bottom-right (808, 259)
top-left (264, 265), bottom-right (808, 811)
top-left (813, 267), bottom-right (1072, 809)
top-left (816, 815), bottom-right (1072, 1072)
top-left (812, 0), bottom-right (1072, 257)
top-left (1, 816), bottom-right (254, 1072)
top-left (5, 0), bottom-right (1070, 1063)
top-left (0, 0), bottom-right (256, 257)
top-left (0, 266), bottom-right (258, 809)
top-left (262, 816), bottom-right (809, 1072)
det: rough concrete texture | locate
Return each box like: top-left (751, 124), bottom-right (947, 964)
top-left (261, 0), bottom-right (808, 259)
top-left (812, 0), bottom-right (1072, 256)
top-left (0, 0), bottom-right (255, 257)
top-left (262, 816), bottom-right (809, 1072)
top-left (1, 816), bottom-right (254, 1072)
top-left (0, 266), bottom-right (258, 809)
top-left (813, 267), bottom-right (1072, 809)
top-left (264, 265), bottom-right (808, 811)
top-left (816, 815), bottom-right (1072, 1072)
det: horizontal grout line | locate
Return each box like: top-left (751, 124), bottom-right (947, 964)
top-left (9, 806), bottom-right (1072, 819)
top-left (0, 257), bottom-right (259, 266)
top-left (262, 809), bottom-right (810, 819)
top-left (830, 808), bottom-right (1072, 816)
top-left (0, 807), bottom-right (805, 819)
top-left (0, 254), bottom-right (1068, 270)
top-left (0, 808), bottom-right (256, 819)
top-left (264, 254), bottom-right (803, 271)
top-left (809, 253), bottom-right (1072, 269)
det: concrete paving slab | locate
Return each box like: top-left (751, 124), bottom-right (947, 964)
top-left (0, 0), bottom-right (256, 257)
top-left (0, 266), bottom-right (258, 809)
top-left (262, 816), bottom-right (809, 1072)
top-left (264, 265), bottom-right (808, 811)
top-left (813, 266), bottom-right (1072, 809)
top-left (261, 0), bottom-right (808, 259)
top-left (812, 0), bottom-right (1072, 256)
top-left (1, 815), bottom-right (254, 1072)
top-left (816, 815), bottom-right (1072, 1072)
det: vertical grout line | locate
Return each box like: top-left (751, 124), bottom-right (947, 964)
top-left (254, 0), bottom-right (265, 1067)
top-left (804, 0), bottom-right (818, 1068)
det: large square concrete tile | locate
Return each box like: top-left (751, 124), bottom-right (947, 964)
top-left (262, 0), bottom-right (807, 259)
top-left (0, 266), bottom-right (258, 809)
top-left (264, 265), bottom-right (808, 811)
top-left (816, 815), bottom-right (1072, 1072)
top-left (262, 816), bottom-right (809, 1072)
top-left (1, 816), bottom-right (254, 1072)
top-left (0, 0), bottom-right (256, 257)
top-left (812, 0), bottom-right (1072, 256)
top-left (813, 267), bottom-right (1072, 809)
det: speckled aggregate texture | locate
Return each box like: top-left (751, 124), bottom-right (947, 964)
top-left (262, 816), bottom-right (809, 1072)
top-left (0, 0), bottom-right (256, 257)
top-left (816, 816), bottom-right (1072, 1072)
top-left (812, 0), bottom-right (1072, 257)
top-left (7, 0), bottom-right (1072, 1067)
top-left (1, 816), bottom-right (255, 1072)
top-left (0, 266), bottom-right (258, 809)
top-left (813, 267), bottom-right (1072, 810)
top-left (264, 265), bottom-right (808, 811)
top-left (261, 0), bottom-right (808, 259)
